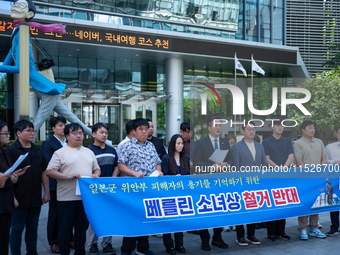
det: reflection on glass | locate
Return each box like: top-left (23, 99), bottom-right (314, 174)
top-left (135, 105), bottom-right (143, 118)
top-left (146, 105), bottom-right (152, 120)
top-left (99, 105), bottom-right (120, 144)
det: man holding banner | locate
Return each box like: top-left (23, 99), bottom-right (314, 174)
top-left (118, 118), bottom-right (163, 255)
top-left (325, 126), bottom-right (340, 237)
top-left (262, 119), bottom-right (294, 241)
top-left (231, 121), bottom-right (266, 246)
top-left (293, 120), bottom-right (327, 240)
top-left (46, 123), bottom-right (101, 255)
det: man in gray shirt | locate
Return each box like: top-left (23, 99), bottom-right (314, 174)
top-left (293, 120), bottom-right (327, 240)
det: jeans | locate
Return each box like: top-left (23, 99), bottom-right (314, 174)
top-left (10, 206), bottom-right (41, 255)
top-left (58, 200), bottom-right (89, 255)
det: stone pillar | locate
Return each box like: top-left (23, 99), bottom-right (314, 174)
top-left (165, 58), bottom-right (183, 145)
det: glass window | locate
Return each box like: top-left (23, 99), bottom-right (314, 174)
top-left (115, 61), bottom-right (132, 91)
top-left (78, 58), bottom-right (97, 89)
top-left (273, 6), bottom-right (283, 45)
top-left (245, 0), bottom-right (257, 42)
top-left (146, 105), bottom-right (153, 120)
top-left (59, 57), bottom-right (78, 88)
top-left (135, 105), bottom-right (143, 118)
top-left (260, 0), bottom-right (271, 43)
top-left (97, 60), bottom-right (115, 90)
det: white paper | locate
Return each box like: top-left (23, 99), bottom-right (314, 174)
top-left (4, 152), bottom-right (29, 174)
top-left (208, 149), bottom-right (229, 163)
top-left (149, 170), bottom-right (160, 177)
top-left (76, 179), bottom-right (81, 195)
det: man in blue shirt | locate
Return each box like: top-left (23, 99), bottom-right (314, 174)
top-left (262, 119), bottom-right (294, 242)
top-left (87, 123), bottom-right (119, 255)
top-left (118, 118), bottom-right (163, 255)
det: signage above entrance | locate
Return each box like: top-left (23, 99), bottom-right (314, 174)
top-left (0, 16), bottom-right (171, 51)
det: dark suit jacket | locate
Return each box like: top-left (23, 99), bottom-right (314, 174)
top-left (41, 136), bottom-right (63, 191)
top-left (231, 139), bottom-right (267, 171)
top-left (193, 136), bottom-right (232, 168)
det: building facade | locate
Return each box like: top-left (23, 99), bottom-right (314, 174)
top-left (0, 0), bottom-right (309, 145)
top-left (286, 0), bottom-right (340, 76)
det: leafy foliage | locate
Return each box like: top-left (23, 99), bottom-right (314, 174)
top-left (287, 68), bottom-right (340, 144)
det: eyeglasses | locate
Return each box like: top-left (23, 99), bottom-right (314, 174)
top-left (244, 128), bottom-right (256, 132)
top-left (0, 131), bottom-right (10, 137)
top-left (71, 131), bottom-right (84, 136)
top-left (23, 129), bottom-right (35, 134)
top-left (10, 1), bottom-right (28, 9)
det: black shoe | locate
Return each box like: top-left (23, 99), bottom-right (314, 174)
top-left (89, 244), bottom-right (100, 255)
top-left (211, 239), bottom-right (229, 249)
top-left (166, 247), bottom-right (176, 254)
top-left (175, 245), bottom-right (186, 253)
top-left (103, 243), bottom-right (116, 254)
top-left (267, 235), bottom-right (276, 242)
top-left (201, 242), bottom-right (211, 251)
top-left (277, 234), bottom-right (291, 240)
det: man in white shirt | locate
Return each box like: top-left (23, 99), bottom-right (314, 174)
top-left (46, 123), bottom-right (101, 255)
top-left (325, 126), bottom-right (340, 237)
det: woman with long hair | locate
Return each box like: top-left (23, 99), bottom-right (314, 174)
top-left (0, 120), bottom-right (25, 254)
top-left (161, 134), bottom-right (190, 254)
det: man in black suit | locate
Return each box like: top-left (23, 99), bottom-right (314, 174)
top-left (41, 116), bottom-right (71, 254)
top-left (146, 119), bottom-right (167, 160)
top-left (192, 116), bottom-right (232, 251)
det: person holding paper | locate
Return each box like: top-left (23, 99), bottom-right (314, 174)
top-left (46, 123), bottom-right (101, 255)
top-left (118, 118), bottom-right (163, 255)
top-left (0, 120), bottom-right (26, 255)
top-left (5, 120), bottom-right (50, 255)
top-left (192, 116), bottom-right (232, 251)
top-left (231, 121), bottom-right (266, 246)
top-left (161, 134), bottom-right (190, 254)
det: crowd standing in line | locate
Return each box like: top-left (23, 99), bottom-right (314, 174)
top-left (1, 116), bottom-right (340, 255)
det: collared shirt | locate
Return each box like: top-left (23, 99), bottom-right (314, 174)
top-left (53, 134), bottom-right (67, 147)
top-left (325, 141), bottom-right (340, 164)
top-left (184, 140), bottom-right (191, 157)
top-left (262, 135), bottom-right (294, 166)
top-left (118, 137), bottom-right (162, 177)
top-left (116, 136), bottom-right (130, 158)
top-left (209, 134), bottom-right (219, 150)
top-left (293, 136), bottom-right (326, 165)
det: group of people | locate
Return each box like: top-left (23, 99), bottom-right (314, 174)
top-left (1, 116), bottom-right (340, 255)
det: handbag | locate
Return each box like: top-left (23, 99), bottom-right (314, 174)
top-left (32, 36), bottom-right (55, 71)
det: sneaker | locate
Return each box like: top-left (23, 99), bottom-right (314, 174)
top-left (327, 229), bottom-right (340, 236)
top-left (300, 229), bottom-right (308, 240)
top-left (90, 244), bottom-right (100, 255)
top-left (318, 222), bottom-right (323, 229)
top-left (175, 245), bottom-right (186, 253)
top-left (309, 228), bottom-right (326, 238)
top-left (136, 250), bottom-right (155, 255)
top-left (236, 237), bottom-right (248, 246)
top-left (277, 234), bottom-right (290, 240)
top-left (103, 243), bottom-right (116, 254)
top-left (247, 235), bottom-right (261, 245)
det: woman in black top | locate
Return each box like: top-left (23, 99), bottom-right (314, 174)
top-left (162, 134), bottom-right (190, 254)
top-left (0, 120), bottom-right (23, 255)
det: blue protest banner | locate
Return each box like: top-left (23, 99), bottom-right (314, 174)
top-left (78, 169), bottom-right (340, 237)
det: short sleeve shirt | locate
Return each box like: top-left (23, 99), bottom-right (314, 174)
top-left (262, 135), bottom-right (294, 166)
top-left (293, 136), bottom-right (326, 165)
top-left (47, 145), bottom-right (100, 201)
top-left (88, 144), bottom-right (118, 177)
top-left (118, 137), bottom-right (162, 177)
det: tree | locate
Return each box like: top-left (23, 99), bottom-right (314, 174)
top-left (324, 44), bottom-right (340, 68)
top-left (287, 67), bottom-right (340, 145)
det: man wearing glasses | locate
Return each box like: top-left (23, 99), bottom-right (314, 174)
top-left (5, 120), bottom-right (50, 255)
top-left (46, 123), bottom-right (101, 255)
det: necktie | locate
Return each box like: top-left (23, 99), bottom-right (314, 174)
top-left (214, 139), bottom-right (218, 150)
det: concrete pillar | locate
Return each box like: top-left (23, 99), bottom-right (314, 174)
top-left (165, 58), bottom-right (183, 145)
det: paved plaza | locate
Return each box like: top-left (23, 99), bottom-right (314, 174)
top-left (17, 203), bottom-right (340, 255)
